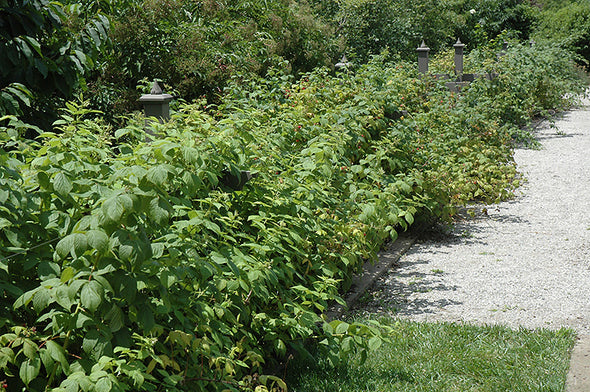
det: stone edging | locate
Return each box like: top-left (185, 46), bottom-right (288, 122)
top-left (326, 226), bottom-right (424, 319)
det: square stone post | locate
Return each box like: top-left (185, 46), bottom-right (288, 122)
top-left (417, 41), bottom-right (430, 75)
top-left (454, 38), bottom-right (465, 81)
top-left (139, 81), bottom-right (173, 124)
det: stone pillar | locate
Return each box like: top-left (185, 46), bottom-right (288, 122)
top-left (417, 41), bottom-right (430, 75)
top-left (139, 81), bottom-right (173, 124)
top-left (454, 38), bottom-right (465, 81)
top-left (335, 55), bottom-right (352, 71)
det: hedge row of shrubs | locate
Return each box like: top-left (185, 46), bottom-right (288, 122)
top-left (0, 37), bottom-right (586, 390)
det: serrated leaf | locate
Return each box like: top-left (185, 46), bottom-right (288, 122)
top-left (19, 357), bottom-right (40, 386)
top-left (39, 348), bottom-right (54, 378)
top-left (0, 347), bottom-right (15, 368)
top-left (20, 36), bottom-right (42, 56)
top-left (368, 336), bottom-right (382, 351)
top-left (151, 242), bottom-right (164, 259)
top-left (71, 233), bottom-right (88, 258)
top-left (118, 243), bottom-right (135, 262)
top-left (45, 340), bottom-right (68, 368)
top-left (146, 165), bottom-right (168, 187)
top-left (23, 338), bottom-right (39, 359)
top-left (60, 266), bottom-right (75, 283)
top-left (137, 306), bottom-right (155, 332)
top-left (148, 197), bottom-right (169, 225)
top-left (104, 304), bottom-right (124, 332)
top-left (33, 288), bottom-right (52, 312)
top-left (102, 196), bottom-right (124, 223)
top-left (55, 284), bottom-right (73, 309)
top-left (53, 172), bottom-right (73, 197)
top-left (55, 235), bottom-right (74, 260)
top-left (55, 232), bottom-right (87, 260)
top-left (80, 281), bottom-right (103, 312)
top-left (95, 377), bottom-right (112, 392)
top-left (14, 289), bottom-right (35, 309)
top-left (82, 330), bottom-right (99, 354)
top-left (86, 230), bottom-right (109, 254)
top-left (335, 321), bottom-right (349, 335)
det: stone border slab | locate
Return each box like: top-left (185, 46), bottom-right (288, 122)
top-left (566, 334), bottom-right (590, 392)
top-left (326, 227), bottom-right (423, 319)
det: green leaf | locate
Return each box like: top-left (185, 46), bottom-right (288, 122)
top-left (104, 304), bottom-right (124, 332)
top-left (45, 340), bottom-right (69, 368)
top-left (137, 306), bottom-right (155, 332)
top-left (61, 266), bottom-right (75, 282)
top-left (1, 91), bottom-right (19, 113)
top-left (74, 50), bottom-right (87, 67)
top-left (0, 347), bottom-right (15, 368)
top-left (335, 321), bottom-right (349, 335)
top-left (151, 243), bottom-right (165, 259)
top-left (38, 261), bottom-right (60, 279)
top-left (23, 338), bottom-right (39, 359)
top-left (19, 357), bottom-right (40, 386)
top-left (37, 171), bottom-right (51, 189)
top-left (368, 336), bottom-right (382, 351)
top-left (80, 280), bottom-right (103, 312)
top-left (6, 85), bottom-right (30, 106)
top-left (86, 230), bottom-right (109, 254)
top-left (148, 197), bottom-right (169, 225)
top-left (95, 377), bottom-right (112, 392)
top-left (33, 288), bottom-right (53, 312)
top-left (118, 243), bottom-right (135, 262)
top-left (88, 28), bottom-right (101, 47)
top-left (82, 330), bottom-right (111, 358)
top-left (55, 284), bottom-right (73, 309)
top-left (102, 196), bottom-right (124, 223)
top-left (146, 165), bottom-right (168, 187)
top-left (53, 172), bottom-right (73, 197)
top-left (15, 38), bottom-right (33, 61)
top-left (34, 58), bottom-right (48, 78)
top-left (14, 289), bottom-right (35, 309)
top-left (404, 211), bottom-right (414, 225)
top-left (55, 235), bottom-right (74, 260)
top-left (70, 233), bottom-right (88, 258)
top-left (114, 128), bottom-right (130, 139)
top-left (20, 36), bottom-right (42, 56)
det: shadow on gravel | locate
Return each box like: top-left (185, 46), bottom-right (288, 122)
top-left (351, 259), bottom-right (462, 317)
top-left (536, 132), bottom-right (582, 141)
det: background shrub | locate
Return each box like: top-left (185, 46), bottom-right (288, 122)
top-left (534, 0), bottom-right (590, 67)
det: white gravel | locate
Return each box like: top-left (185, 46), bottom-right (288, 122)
top-left (354, 95), bottom-right (590, 334)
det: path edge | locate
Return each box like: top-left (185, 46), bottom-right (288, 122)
top-left (566, 334), bottom-right (590, 392)
top-left (326, 223), bottom-right (427, 319)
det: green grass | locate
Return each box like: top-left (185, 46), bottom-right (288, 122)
top-left (287, 319), bottom-right (576, 392)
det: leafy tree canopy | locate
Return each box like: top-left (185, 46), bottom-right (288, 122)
top-left (0, 0), bottom-right (110, 126)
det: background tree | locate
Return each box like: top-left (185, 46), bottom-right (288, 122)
top-left (0, 0), bottom-right (110, 128)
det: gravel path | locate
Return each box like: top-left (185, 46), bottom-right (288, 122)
top-left (352, 95), bottom-right (590, 334)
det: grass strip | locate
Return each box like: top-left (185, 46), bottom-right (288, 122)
top-left (287, 319), bottom-right (575, 392)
